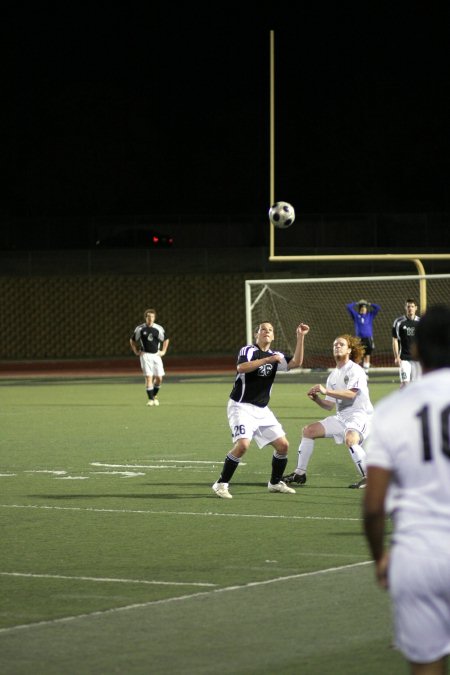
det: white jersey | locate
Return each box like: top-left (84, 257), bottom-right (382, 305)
top-left (366, 368), bottom-right (450, 557)
top-left (325, 360), bottom-right (373, 421)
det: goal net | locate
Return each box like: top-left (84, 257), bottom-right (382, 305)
top-left (245, 274), bottom-right (450, 368)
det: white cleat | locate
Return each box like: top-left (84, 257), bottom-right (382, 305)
top-left (212, 481), bottom-right (232, 499)
top-left (153, 398), bottom-right (160, 406)
top-left (147, 400), bottom-right (155, 406)
top-left (268, 480), bottom-right (296, 494)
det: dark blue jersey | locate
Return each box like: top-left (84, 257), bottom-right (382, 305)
top-left (229, 344), bottom-right (291, 408)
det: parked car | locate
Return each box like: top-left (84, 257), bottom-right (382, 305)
top-left (95, 227), bottom-right (174, 248)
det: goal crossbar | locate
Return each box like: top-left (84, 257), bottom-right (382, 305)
top-left (245, 273), bottom-right (450, 368)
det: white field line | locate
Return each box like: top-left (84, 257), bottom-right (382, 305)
top-left (0, 503), bottom-right (360, 521)
top-left (0, 561), bottom-right (372, 635)
top-left (0, 461), bottom-right (246, 478)
top-left (24, 470), bottom-right (67, 474)
top-left (0, 572), bottom-right (215, 587)
top-left (90, 461), bottom-right (247, 468)
top-left (90, 471), bottom-right (146, 477)
top-left (91, 461), bottom-right (225, 466)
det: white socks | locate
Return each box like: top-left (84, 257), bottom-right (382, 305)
top-left (296, 437), bottom-right (315, 473)
top-left (297, 438), bottom-right (367, 478)
top-left (348, 444), bottom-right (367, 477)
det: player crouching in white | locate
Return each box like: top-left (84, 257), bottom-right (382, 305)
top-left (212, 321), bottom-right (310, 499)
top-left (283, 335), bottom-right (372, 489)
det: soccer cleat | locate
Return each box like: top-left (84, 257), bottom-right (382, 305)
top-left (268, 481), bottom-right (296, 494)
top-left (349, 477), bottom-right (367, 489)
top-left (212, 481), bottom-right (232, 499)
top-left (282, 471), bottom-right (307, 485)
top-left (147, 400), bottom-right (155, 406)
top-left (153, 399), bottom-right (160, 406)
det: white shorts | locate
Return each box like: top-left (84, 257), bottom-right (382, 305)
top-left (320, 414), bottom-right (371, 445)
top-left (140, 352), bottom-right (165, 377)
top-left (399, 359), bottom-right (422, 384)
top-left (227, 400), bottom-right (286, 449)
top-left (390, 546), bottom-right (450, 662)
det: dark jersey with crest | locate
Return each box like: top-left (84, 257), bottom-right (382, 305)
top-left (229, 344), bottom-right (291, 408)
top-left (392, 315), bottom-right (420, 361)
top-left (131, 322), bottom-right (167, 354)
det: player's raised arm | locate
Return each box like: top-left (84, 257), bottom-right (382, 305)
top-left (288, 323), bottom-right (310, 369)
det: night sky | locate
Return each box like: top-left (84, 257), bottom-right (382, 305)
top-left (7, 5), bottom-right (450, 223)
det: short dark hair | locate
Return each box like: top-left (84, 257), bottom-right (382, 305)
top-left (415, 304), bottom-right (450, 370)
top-left (255, 321), bottom-right (273, 332)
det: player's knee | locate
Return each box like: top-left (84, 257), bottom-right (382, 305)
top-left (303, 424), bottom-right (316, 438)
top-left (276, 438), bottom-right (289, 454)
top-left (345, 431), bottom-right (359, 447)
top-left (233, 439), bottom-right (249, 456)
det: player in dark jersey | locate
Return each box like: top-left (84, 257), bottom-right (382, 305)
top-left (346, 299), bottom-right (381, 378)
top-left (392, 299), bottom-right (421, 387)
top-left (212, 321), bottom-right (310, 499)
top-left (130, 309), bottom-right (169, 406)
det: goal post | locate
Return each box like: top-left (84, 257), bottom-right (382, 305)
top-left (245, 273), bottom-right (450, 369)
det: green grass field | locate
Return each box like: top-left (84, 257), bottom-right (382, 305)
top-left (0, 372), bottom-right (407, 674)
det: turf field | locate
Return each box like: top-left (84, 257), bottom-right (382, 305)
top-left (0, 372), bottom-right (406, 674)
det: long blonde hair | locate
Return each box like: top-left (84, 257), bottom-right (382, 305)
top-left (337, 334), bottom-right (365, 364)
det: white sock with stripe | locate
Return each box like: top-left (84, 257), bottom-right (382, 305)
top-left (296, 437), bottom-right (315, 474)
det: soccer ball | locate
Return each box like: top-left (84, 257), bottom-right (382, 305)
top-left (268, 201), bottom-right (295, 229)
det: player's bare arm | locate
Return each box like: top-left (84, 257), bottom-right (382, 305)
top-left (363, 465), bottom-right (392, 589)
top-left (306, 385), bottom-right (335, 410)
top-left (130, 338), bottom-right (141, 356)
top-left (392, 337), bottom-right (401, 365)
top-left (306, 384), bottom-right (358, 408)
top-left (288, 323), bottom-right (310, 369)
top-left (158, 338), bottom-right (170, 357)
top-left (312, 385), bottom-right (358, 401)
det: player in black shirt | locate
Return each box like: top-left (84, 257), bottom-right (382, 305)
top-left (130, 309), bottom-right (169, 406)
top-left (212, 321), bottom-right (310, 499)
top-left (392, 299), bottom-right (421, 387)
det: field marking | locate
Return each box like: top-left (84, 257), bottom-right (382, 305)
top-left (0, 503), bottom-right (360, 521)
top-left (91, 461), bottom-right (224, 466)
top-left (0, 461), bottom-right (247, 481)
top-left (90, 461), bottom-right (247, 468)
top-left (0, 561), bottom-right (371, 635)
top-left (25, 470), bottom-right (68, 475)
top-left (91, 471), bottom-right (146, 478)
top-left (0, 572), bottom-right (216, 587)
top-left (89, 467), bottom-right (211, 471)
